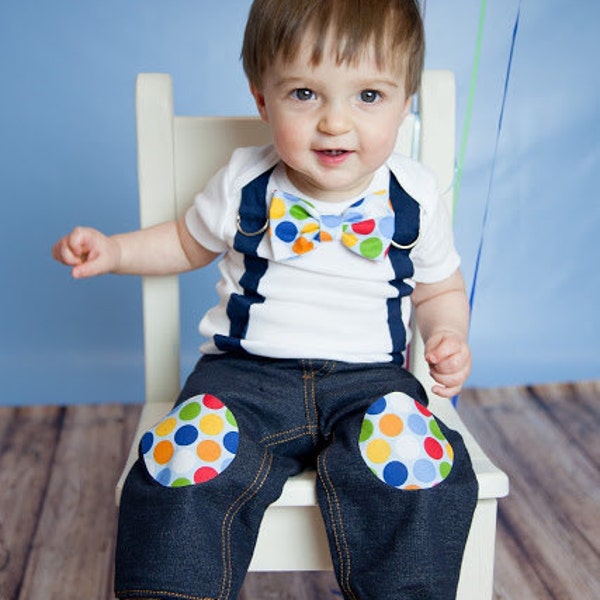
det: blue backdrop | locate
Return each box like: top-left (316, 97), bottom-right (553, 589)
top-left (1, 1), bottom-right (598, 406)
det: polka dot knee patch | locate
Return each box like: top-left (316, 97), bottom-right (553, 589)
top-left (140, 394), bottom-right (239, 488)
top-left (359, 392), bottom-right (454, 490)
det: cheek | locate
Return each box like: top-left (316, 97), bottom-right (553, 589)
top-left (362, 116), bottom-right (402, 158)
top-left (271, 120), bottom-right (306, 161)
top-left (362, 131), bottom-right (397, 165)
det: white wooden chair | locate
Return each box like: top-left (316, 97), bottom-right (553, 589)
top-left (116, 72), bottom-right (509, 599)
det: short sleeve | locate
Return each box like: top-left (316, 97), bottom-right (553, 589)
top-left (185, 164), bottom-right (232, 254)
top-left (388, 153), bottom-right (460, 284)
top-left (410, 197), bottom-right (460, 283)
top-left (184, 145), bottom-right (280, 254)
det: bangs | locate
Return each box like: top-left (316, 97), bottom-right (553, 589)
top-left (282, 2), bottom-right (407, 69)
top-left (242, 0), bottom-right (424, 95)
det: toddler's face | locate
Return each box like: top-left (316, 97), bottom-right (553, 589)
top-left (252, 38), bottom-right (411, 202)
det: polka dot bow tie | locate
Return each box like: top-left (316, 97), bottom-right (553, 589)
top-left (269, 190), bottom-right (396, 261)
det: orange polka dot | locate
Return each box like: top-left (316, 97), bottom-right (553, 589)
top-left (153, 440), bottom-right (174, 465)
top-left (379, 414), bottom-right (404, 437)
top-left (197, 440), bottom-right (222, 462)
top-left (292, 237), bottom-right (314, 255)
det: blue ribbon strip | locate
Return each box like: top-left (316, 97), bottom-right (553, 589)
top-left (469, 1), bottom-right (522, 311)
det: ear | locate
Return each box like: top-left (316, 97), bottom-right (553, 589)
top-left (250, 84), bottom-right (269, 123)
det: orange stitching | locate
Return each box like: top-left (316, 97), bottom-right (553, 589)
top-left (317, 443), bottom-right (358, 600)
top-left (259, 424), bottom-right (316, 444)
top-left (115, 590), bottom-right (216, 600)
top-left (307, 359), bottom-right (337, 379)
top-left (301, 360), bottom-right (319, 446)
top-left (219, 448), bottom-right (273, 600)
top-left (308, 360), bottom-right (320, 444)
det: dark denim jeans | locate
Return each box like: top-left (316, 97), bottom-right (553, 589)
top-left (115, 355), bottom-right (477, 600)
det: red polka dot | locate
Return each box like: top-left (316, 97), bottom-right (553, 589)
top-left (424, 437), bottom-right (443, 460)
top-left (194, 466), bottom-right (219, 483)
top-left (351, 219), bottom-right (376, 235)
top-left (203, 394), bottom-right (224, 410)
top-left (414, 401), bottom-right (432, 416)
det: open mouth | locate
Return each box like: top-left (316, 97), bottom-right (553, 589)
top-left (321, 149), bottom-right (347, 156)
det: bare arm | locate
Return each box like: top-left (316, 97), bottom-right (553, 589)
top-left (411, 269), bottom-right (472, 398)
top-left (52, 216), bottom-right (219, 278)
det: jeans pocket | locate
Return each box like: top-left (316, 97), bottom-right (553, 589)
top-left (358, 391), bottom-right (454, 490)
top-left (140, 394), bottom-right (240, 488)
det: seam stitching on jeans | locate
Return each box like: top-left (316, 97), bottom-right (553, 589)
top-left (259, 424), bottom-right (317, 446)
top-left (308, 359), bottom-right (320, 444)
top-left (318, 440), bottom-right (358, 600)
top-left (301, 359), bottom-right (319, 446)
top-left (115, 590), bottom-right (216, 600)
top-left (218, 447), bottom-right (273, 600)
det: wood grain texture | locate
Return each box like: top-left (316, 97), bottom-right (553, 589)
top-left (0, 406), bottom-right (65, 600)
top-left (458, 382), bottom-right (600, 600)
top-left (0, 382), bottom-right (598, 599)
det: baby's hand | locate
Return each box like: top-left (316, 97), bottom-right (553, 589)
top-left (424, 331), bottom-right (472, 398)
top-left (52, 226), bottom-right (120, 279)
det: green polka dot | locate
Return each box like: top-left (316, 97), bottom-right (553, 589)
top-left (439, 462), bottom-right (452, 479)
top-left (290, 205), bottom-right (311, 220)
top-left (359, 237), bottom-right (383, 259)
top-left (171, 478), bottom-right (192, 487)
top-left (429, 419), bottom-right (446, 441)
top-left (226, 409), bottom-right (237, 427)
top-left (179, 401), bottom-right (201, 421)
top-left (359, 418), bottom-right (374, 442)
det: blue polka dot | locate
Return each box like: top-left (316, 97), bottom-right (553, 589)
top-left (413, 459), bottom-right (436, 483)
top-left (408, 413), bottom-right (427, 435)
top-left (379, 215), bottom-right (395, 239)
top-left (367, 397), bottom-right (387, 415)
top-left (383, 461), bottom-right (408, 487)
top-left (140, 432), bottom-right (154, 454)
top-left (156, 468), bottom-right (172, 486)
top-left (321, 214), bottom-right (343, 228)
top-left (275, 221), bottom-right (298, 242)
top-left (343, 210), bottom-right (363, 223)
top-left (174, 424), bottom-right (198, 446)
top-left (223, 431), bottom-right (239, 454)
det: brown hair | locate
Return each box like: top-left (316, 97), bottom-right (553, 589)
top-left (241, 0), bottom-right (425, 96)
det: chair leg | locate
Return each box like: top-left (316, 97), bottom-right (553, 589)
top-left (456, 498), bottom-right (499, 600)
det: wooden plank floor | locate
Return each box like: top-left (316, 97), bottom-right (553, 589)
top-left (0, 382), bottom-right (598, 600)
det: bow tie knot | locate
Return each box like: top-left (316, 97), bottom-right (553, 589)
top-left (269, 190), bottom-right (396, 261)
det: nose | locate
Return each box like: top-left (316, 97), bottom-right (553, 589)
top-left (317, 102), bottom-right (352, 136)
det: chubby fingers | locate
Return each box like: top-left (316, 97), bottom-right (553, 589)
top-left (425, 333), bottom-right (472, 398)
top-left (51, 227), bottom-right (116, 278)
top-left (52, 227), bottom-right (89, 266)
